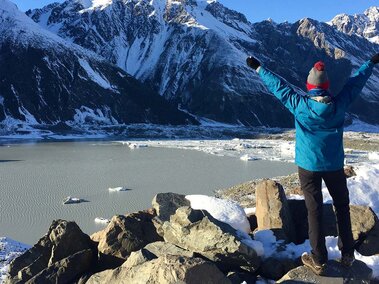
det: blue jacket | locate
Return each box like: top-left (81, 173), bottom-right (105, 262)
top-left (257, 61), bottom-right (374, 171)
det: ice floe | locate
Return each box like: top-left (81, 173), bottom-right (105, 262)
top-left (62, 196), bottom-right (83, 204)
top-left (108, 187), bottom-right (129, 192)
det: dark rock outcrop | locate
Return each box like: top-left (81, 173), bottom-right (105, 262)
top-left (94, 210), bottom-right (163, 268)
top-left (6, 220), bottom-right (96, 284)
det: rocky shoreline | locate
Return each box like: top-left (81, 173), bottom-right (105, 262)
top-left (4, 175), bottom-right (379, 283)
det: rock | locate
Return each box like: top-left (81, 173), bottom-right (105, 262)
top-left (258, 257), bottom-right (299, 281)
top-left (227, 271), bottom-right (257, 284)
top-left (255, 180), bottom-right (296, 243)
top-left (7, 220), bottom-right (96, 283)
top-left (122, 248), bottom-right (157, 269)
top-left (144, 241), bottom-right (194, 258)
top-left (278, 259), bottom-right (372, 283)
top-left (246, 214), bottom-right (258, 232)
top-left (87, 255), bottom-right (231, 284)
top-left (351, 206), bottom-right (379, 256)
top-left (162, 207), bottom-right (261, 273)
top-left (25, 249), bottom-right (94, 284)
top-left (344, 165), bottom-right (356, 178)
top-left (96, 210), bottom-right (163, 268)
top-left (152, 192), bottom-right (191, 222)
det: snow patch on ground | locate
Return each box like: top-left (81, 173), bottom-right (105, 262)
top-left (323, 163), bottom-right (379, 214)
top-left (78, 58), bottom-right (113, 90)
top-left (67, 106), bottom-right (118, 126)
top-left (185, 195), bottom-right (251, 234)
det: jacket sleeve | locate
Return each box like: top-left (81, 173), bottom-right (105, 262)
top-left (257, 67), bottom-right (301, 115)
top-left (336, 60), bottom-right (374, 108)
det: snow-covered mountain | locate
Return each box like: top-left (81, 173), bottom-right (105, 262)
top-left (27, 0), bottom-right (379, 127)
top-left (0, 0), bottom-right (196, 134)
top-left (328, 7), bottom-right (379, 44)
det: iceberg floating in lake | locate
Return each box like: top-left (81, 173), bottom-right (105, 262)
top-left (94, 217), bottom-right (110, 224)
top-left (63, 196), bottom-right (82, 204)
top-left (108, 187), bottom-right (129, 192)
top-left (128, 143), bottom-right (148, 149)
top-left (240, 154), bottom-right (257, 161)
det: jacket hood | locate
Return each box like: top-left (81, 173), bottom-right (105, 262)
top-left (308, 96), bottom-right (335, 119)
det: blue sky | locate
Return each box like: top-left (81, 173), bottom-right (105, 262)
top-left (12, 0), bottom-right (379, 23)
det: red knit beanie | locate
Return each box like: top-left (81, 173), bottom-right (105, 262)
top-left (306, 61), bottom-right (330, 91)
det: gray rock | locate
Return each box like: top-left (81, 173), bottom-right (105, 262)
top-left (259, 257), bottom-right (299, 281)
top-left (6, 220), bottom-right (95, 283)
top-left (255, 180), bottom-right (296, 243)
top-left (152, 192), bottom-right (191, 222)
top-left (162, 206), bottom-right (261, 272)
top-left (278, 259), bottom-right (372, 283)
top-left (344, 165), bottom-right (356, 178)
top-left (351, 206), bottom-right (379, 256)
top-left (26, 249), bottom-right (94, 284)
top-left (122, 248), bottom-right (157, 269)
top-left (87, 255), bottom-right (231, 284)
top-left (144, 241), bottom-right (194, 258)
top-left (96, 210), bottom-right (163, 267)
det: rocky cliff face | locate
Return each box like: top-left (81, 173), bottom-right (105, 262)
top-left (27, 0), bottom-right (379, 127)
top-left (0, 0), bottom-right (196, 134)
top-left (328, 7), bottom-right (379, 44)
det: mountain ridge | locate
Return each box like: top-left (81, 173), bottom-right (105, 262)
top-left (1, 0), bottom-right (378, 132)
top-left (0, 0), bottom-right (196, 136)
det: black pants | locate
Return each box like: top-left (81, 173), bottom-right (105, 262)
top-left (298, 167), bottom-right (354, 264)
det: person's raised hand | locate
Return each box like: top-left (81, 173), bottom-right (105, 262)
top-left (371, 53), bottom-right (379, 64)
top-left (246, 56), bottom-right (261, 70)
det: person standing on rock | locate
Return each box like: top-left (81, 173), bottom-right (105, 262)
top-left (246, 53), bottom-right (379, 275)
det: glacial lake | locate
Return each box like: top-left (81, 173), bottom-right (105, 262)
top-left (0, 141), bottom-right (297, 244)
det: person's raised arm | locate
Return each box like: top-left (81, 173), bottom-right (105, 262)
top-left (247, 56), bottom-right (301, 115)
top-left (336, 53), bottom-right (378, 108)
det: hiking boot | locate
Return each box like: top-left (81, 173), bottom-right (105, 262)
top-left (301, 253), bottom-right (327, 276)
top-left (338, 254), bottom-right (355, 267)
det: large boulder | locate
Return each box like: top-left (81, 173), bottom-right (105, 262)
top-left (278, 259), bottom-right (372, 283)
top-left (255, 180), bottom-right (296, 243)
top-left (258, 257), bottom-right (299, 281)
top-left (152, 192), bottom-right (190, 222)
top-left (86, 255), bottom-right (231, 284)
top-left (6, 220), bottom-right (96, 284)
top-left (23, 249), bottom-right (94, 284)
top-left (161, 206), bottom-right (261, 272)
top-left (350, 206), bottom-right (379, 256)
top-left (144, 241), bottom-right (194, 258)
top-left (96, 210), bottom-right (163, 268)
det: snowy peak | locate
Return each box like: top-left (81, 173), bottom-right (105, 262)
top-left (328, 6), bottom-right (379, 44)
top-left (365, 6), bottom-right (379, 21)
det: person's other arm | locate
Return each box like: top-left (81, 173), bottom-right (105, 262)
top-left (247, 56), bottom-right (301, 115)
top-left (336, 53), bottom-right (378, 108)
